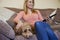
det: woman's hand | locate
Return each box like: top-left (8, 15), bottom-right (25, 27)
top-left (16, 21), bottom-right (23, 30)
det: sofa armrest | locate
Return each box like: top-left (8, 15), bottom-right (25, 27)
top-left (51, 24), bottom-right (60, 30)
top-left (0, 20), bottom-right (15, 39)
top-left (0, 33), bottom-right (10, 40)
top-left (6, 20), bottom-right (16, 28)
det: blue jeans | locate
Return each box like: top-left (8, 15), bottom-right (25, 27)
top-left (35, 21), bottom-right (58, 40)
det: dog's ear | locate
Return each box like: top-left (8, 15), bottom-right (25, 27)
top-left (30, 25), bottom-right (36, 34)
top-left (13, 27), bottom-right (18, 35)
top-left (14, 26), bottom-right (22, 35)
top-left (18, 27), bottom-right (22, 35)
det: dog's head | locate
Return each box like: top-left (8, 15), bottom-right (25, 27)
top-left (21, 23), bottom-right (33, 38)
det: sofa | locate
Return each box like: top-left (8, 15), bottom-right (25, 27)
top-left (0, 7), bottom-right (60, 40)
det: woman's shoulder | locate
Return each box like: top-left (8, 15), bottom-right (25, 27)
top-left (35, 10), bottom-right (41, 14)
top-left (19, 11), bottom-right (25, 13)
top-left (17, 11), bottom-right (25, 15)
top-left (35, 10), bottom-right (40, 13)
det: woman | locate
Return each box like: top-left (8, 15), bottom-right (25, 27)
top-left (13, 0), bottom-right (58, 40)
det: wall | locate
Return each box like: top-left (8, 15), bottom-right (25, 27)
top-left (35, 0), bottom-right (59, 9)
top-left (58, 0), bottom-right (60, 8)
top-left (0, 0), bottom-right (59, 9)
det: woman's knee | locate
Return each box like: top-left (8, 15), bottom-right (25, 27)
top-left (35, 21), bottom-right (40, 25)
top-left (35, 21), bottom-right (44, 26)
top-left (34, 21), bottom-right (45, 28)
top-left (35, 21), bottom-right (41, 24)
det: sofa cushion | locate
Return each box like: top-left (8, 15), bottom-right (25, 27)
top-left (39, 9), bottom-right (55, 19)
top-left (0, 7), bottom-right (15, 21)
top-left (6, 13), bottom-right (17, 28)
top-left (54, 8), bottom-right (60, 23)
top-left (6, 20), bottom-right (16, 28)
top-left (51, 25), bottom-right (60, 30)
top-left (14, 35), bottom-right (37, 40)
top-left (0, 33), bottom-right (10, 40)
top-left (0, 20), bottom-right (15, 39)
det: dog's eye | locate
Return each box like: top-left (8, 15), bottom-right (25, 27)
top-left (29, 29), bottom-right (31, 31)
top-left (24, 29), bottom-right (27, 32)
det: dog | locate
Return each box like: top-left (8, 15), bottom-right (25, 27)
top-left (21, 22), bottom-right (33, 38)
top-left (14, 22), bottom-right (33, 38)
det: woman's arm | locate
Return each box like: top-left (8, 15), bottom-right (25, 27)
top-left (13, 11), bottom-right (24, 23)
top-left (36, 10), bottom-right (44, 21)
top-left (13, 11), bottom-right (24, 30)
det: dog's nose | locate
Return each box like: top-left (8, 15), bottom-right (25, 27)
top-left (26, 35), bottom-right (30, 39)
top-left (26, 32), bottom-right (33, 38)
top-left (26, 35), bottom-right (32, 38)
top-left (26, 34), bottom-right (33, 39)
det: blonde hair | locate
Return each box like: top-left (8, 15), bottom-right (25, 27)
top-left (23, 0), bottom-right (36, 14)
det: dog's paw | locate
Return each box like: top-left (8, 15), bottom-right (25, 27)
top-left (22, 33), bottom-right (27, 38)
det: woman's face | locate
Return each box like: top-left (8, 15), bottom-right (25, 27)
top-left (26, 0), bottom-right (34, 9)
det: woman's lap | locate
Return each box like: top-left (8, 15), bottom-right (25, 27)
top-left (34, 21), bottom-right (58, 40)
top-left (35, 21), bottom-right (49, 40)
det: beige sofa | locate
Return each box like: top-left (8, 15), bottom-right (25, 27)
top-left (6, 7), bottom-right (60, 30)
top-left (0, 7), bottom-right (60, 40)
top-left (6, 7), bottom-right (60, 40)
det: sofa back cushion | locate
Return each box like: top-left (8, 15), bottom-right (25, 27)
top-left (6, 8), bottom-right (55, 27)
top-left (39, 9), bottom-right (55, 19)
top-left (8, 9), bottom-right (55, 21)
top-left (54, 8), bottom-right (60, 22)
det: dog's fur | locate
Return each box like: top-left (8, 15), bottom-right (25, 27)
top-left (21, 23), bottom-right (33, 38)
top-left (14, 22), bottom-right (33, 38)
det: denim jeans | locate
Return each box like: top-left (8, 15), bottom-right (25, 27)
top-left (35, 21), bottom-right (58, 40)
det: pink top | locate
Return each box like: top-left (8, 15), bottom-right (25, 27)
top-left (13, 10), bottom-right (44, 26)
